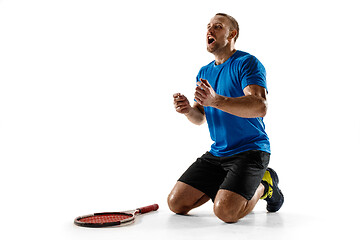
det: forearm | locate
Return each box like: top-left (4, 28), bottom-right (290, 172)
top-left (213, 95), bottom-right (267, 118)
top-left (185, 105), bottom-right (206, 125)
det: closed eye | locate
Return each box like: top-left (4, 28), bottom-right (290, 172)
top-left (207, 23), bottom-right (223, 30)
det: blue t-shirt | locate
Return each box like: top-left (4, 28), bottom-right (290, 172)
top-left (196, 50), bottom-right (270, 157)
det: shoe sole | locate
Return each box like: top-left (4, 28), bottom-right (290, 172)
top-left (266, 168), bottom-right (284, 212)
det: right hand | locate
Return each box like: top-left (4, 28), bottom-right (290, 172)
top-left (173, 93), bottom-right (191, 114)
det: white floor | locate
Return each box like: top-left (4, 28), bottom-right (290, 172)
top-left (1, 195), bottom-right (359, 240)
top-left (64, 201), bottom-right (358, 240)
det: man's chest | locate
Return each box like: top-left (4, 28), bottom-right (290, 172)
top-left (205, 67), bottom-right (244, 97)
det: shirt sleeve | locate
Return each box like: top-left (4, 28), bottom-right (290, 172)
top-left (194, 69), bottom-right (202, 102)
top-left (240, 55), bottom-right (267, 92)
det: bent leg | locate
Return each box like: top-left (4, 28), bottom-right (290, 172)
top-left (214, 184), bottom-right (265, 223)
top-left (168, 181), bottom-right (210, 214)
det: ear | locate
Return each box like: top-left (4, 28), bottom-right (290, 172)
top-left (228, 29), bottom-right (237, 41)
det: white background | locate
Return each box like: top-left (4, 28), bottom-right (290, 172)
top-left (1, 0), bottom-right (359, 239)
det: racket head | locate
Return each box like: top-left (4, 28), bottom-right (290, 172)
top-left (74, 212), bottom-right (135, 228)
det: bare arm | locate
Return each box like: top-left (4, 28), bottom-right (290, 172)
top-left (173, 93), bottom-right (206, 125)
top-left (194, 79), bottom-right (267, 118)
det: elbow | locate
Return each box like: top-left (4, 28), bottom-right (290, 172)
top-left (195, 116), bottom-right (206, 126)
top-left (188, 114), bottom-right (206, 125)
top-left (258, 100), bottom-right (268, 118)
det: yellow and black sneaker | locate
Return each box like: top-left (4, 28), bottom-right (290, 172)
top-left (261, 168), bottom-right (284, 212)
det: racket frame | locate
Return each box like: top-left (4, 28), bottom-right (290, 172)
top-left (74, 211), bottom-right (136, 228)
top-left (74, 204), bottom-right (158, 228)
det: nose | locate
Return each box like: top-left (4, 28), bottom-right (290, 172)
top-left (207, 27), bottom-right (214, 36)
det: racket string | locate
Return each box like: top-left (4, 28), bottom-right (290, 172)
top-left (80, 214), bottom-right (132, 223)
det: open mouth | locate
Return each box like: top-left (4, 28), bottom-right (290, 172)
top-left (207, 36), bottom-right (215, 45)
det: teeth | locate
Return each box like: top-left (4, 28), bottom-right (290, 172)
top-left (208, 36), bottom-right (215, 44)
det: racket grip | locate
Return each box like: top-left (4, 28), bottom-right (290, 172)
top-left (138, 204), bottom-right (159, 214)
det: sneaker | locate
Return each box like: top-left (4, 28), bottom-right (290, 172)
top-left (261, 168), bottom-right (284, 212)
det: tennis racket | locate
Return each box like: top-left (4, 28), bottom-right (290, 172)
top-left (74, 204), bottom-right (159, 228)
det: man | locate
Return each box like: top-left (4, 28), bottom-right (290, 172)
top-left (167, 13), bottom-right (284, 223)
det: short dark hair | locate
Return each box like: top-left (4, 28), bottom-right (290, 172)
top-left (215, 13), bottom-right (239, 42)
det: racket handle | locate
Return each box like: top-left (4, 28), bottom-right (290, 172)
top-left (138, 204), bottom-right (159, 214)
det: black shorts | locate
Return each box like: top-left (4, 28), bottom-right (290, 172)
top-left (178, 150), bottom-right (270, 201)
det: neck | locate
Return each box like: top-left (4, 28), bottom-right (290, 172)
top-left (214, 47), bottom-right (236, 65)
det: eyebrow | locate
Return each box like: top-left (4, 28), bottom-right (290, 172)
top-left (207, 22), bottom-right (224, 27)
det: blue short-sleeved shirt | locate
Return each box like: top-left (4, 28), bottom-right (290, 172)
top-left (196, 50), bottom-right (270, 157)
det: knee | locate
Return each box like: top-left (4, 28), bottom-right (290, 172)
top-left (167, 193), bottom-right (190, 215)
top-left (213, 201), bottom-right (244, 223)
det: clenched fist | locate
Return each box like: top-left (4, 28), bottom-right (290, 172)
top-left (173, 93), bottom-right (191, 114)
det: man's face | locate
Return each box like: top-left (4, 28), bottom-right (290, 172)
top-left (206, 15), bottom-right (233, 53)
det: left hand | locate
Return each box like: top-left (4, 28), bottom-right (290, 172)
top-left (194, 78), bottom-right (218, 107)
